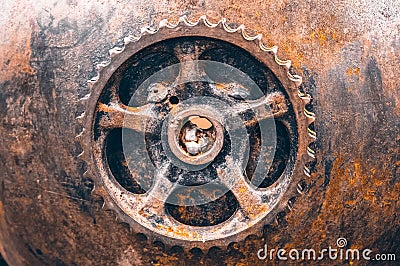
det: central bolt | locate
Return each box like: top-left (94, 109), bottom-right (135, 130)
top-left (165, 104), bottom-right (224, 167)
top-left (179, 116), bottom-right (216, 156)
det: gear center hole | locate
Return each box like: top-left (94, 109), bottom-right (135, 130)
top-left (179, 116), bottom-right (216, 156)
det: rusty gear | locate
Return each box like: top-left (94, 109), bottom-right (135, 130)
top-left (77, 15), bottom-right (316, 250)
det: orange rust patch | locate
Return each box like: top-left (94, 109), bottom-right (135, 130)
top-left (310, 29), bottom-right (327, 46)
top-left (97, 103), bottom-right (116, 113)
top-left (363, 190), bottom-right (375, 203)
top-left (285, 154), bottom-right (399, 249)
top-left (215, 83), bottom-right (226, 91)
top-left (0, 37), bottom-right (36, 79)
top-left (189, 116), bottom-right (213, 130)
top-left (159, 224), bottom-right (199, 239)
top-left (238, 186), bottom-right (247, 193)
top-left (344, 199), bottom-right (358, 206)
top-left (124, 105), bottom-right (140, 112)
top-left (346, 66), bottom-right (360, 76)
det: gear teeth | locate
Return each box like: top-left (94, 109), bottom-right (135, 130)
top-left (307, 146), bottom-right (316, 159)
top-left (300, 96), bottom-right (311, 106)
top-left (289, 74), bottom-right (303, 88)
top-left (91, 184), bottom-right (107, 198)
top-left (271, 45), bottom-right (279, 54)
top-left (91, 183), bottom-right (97, 194)
top-left (233, 24), bottom-right (246, 34)
top-left (82, 169), bottom-right (90, 178)
top-left (97, 61), bottom-right (110, 70)
top-left (79, 14), bottom-right (316, 251)
top-left (141, 26), bottom-right (158, 35)
top-left (243, 31), bottom-right (263, 42)
top-left (124, 35), bottom-right (141, 45)
top-left (297, 180), bottom-right (306, 194)
top-left (200, 15), bottom-right (221, 28)
top-left (109, 46), bottom-right (125, 59)
top-left (88, 74), bottom-right (99, 83)
top-left (221, 20), bottom-right (245, 33)
top-left (294, 68), bottom-right (316, 180)
top-left (305, 109), bottom-right (316, 121)
top-left (80, 93), bottom-right (91, 103)
top-left (298, 90), bottom-right (311, 101)
top-left (305, 110), bottom-right (315, 124)
top-left (304, 106), bottom-right (315, 116)
top-left (75, 128), bottom-right (85, 141)
top-left (287, 198), bottom-right (296, 211)
top-left (307, 127), bottom-right (317, 139)
top-left (306, 117), bottom-right (316, 126)
top-left (303, 167), bottom-right (311, 178)
top-left (259, 42), bottom-right (278, 53)
top-left (283, 60), bottom-right (292, 70)
top-left (94, 62), bottom-right (110, 78)
top-left (75, 112), bottom-right (85, 123)
top-left (159, 18), bottom-right (175, 29)
top-left (179, 15), bottom-right (200, 27)
top-left (102, 200), bottom-right (115, 211)
top-left (220, 19), bottom-right (239, 33)
top-left (275, 57), bottom-right (292, 70)
top-left (76, 111), bottom-right (85, 119)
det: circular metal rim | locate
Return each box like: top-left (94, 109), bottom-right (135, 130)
top-left (78, 15), bottom-right (316, 250)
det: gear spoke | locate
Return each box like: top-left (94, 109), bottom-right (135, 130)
top-left (217, 161), bottom-right (270, 219)
top-left (173, 43), bottom-right (210, 84)
top-left (210, 82), bottom-right (251, 100)
top-left (136, 163), bottom-right (176, 217)
top-left (233, 91), bottom-right (288, 126)
top-left (97, 102), bottom-right (155, 132)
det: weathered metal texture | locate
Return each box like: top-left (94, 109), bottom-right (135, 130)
top-left (0, 0), bottom-right (399, 265)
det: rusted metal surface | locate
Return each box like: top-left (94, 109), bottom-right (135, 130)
top-left (0, 0), bottom-right (399, 265)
